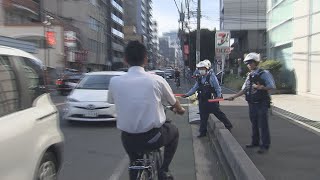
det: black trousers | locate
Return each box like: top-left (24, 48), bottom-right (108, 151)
top-left (198, 99), bottom-right (232, 134)
top-left (121, 122), bottom-right (179, 180)
top-left (248, 101), bottom-right (270, 148)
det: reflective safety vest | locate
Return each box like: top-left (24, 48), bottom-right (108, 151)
top-left (245, 69), bottom-right (270, 104)
top-left (197, 72), bottom-right (217, 101)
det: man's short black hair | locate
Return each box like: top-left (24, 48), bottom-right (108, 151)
top-left (125, 41), bottom-right (147, 66)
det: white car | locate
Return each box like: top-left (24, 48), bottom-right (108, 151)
top-left (64, 71), bottom-right (126, 122)
top-left (0, 46), bottom-right (64, 180)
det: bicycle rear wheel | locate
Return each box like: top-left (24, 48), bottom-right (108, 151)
top-left (153, 149), bottom-right (163, 180)
top-left (137, 169), bottom-right (150, 180)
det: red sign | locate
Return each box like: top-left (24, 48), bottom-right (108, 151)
top-left (46, 31), bottom-right (56, 46)
top-left (184, 45), bottom-right (189, 55)
top-left (215, 48), bottom-right (231, 54)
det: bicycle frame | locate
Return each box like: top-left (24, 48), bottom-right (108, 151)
top-left (128, 149), bottom-right (163, 180)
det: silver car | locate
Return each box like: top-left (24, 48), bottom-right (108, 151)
top-left (64, 71), bottom-right (126, 122)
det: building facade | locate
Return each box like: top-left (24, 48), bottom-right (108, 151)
top-left (220, 0), bottom-right (267, 58)
top-left (267, 0), bottom-right (320, 96)
top-left (45, 0), bottom-right (110, 71)
top-left (0, 0), bottom-right (66, 70)
top-left (123, 0), bottom-right (153, 66)
top-left (108, 0), bottom-right (125, 70)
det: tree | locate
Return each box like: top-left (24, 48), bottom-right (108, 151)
top-left (187, 29), bottom-right (216, 71)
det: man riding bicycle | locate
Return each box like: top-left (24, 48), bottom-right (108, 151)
top-left (108, 41), bottom-right (185, 180)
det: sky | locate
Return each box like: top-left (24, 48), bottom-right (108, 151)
top-left (153, 0), bottom-right (220, 36)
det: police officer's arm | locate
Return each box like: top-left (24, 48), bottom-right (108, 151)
top-left (209, 73), bottom-right (222, 98)
top-left (225, 77), bottom-right (248, 101)
top-left (254, 71), bottom-right (276, 91)
top-left (183, 81), bottom-right (199, 97)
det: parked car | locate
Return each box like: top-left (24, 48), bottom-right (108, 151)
top-left (150, 70), bottom-right (167, 79)
top-left (117, 67), bottom-right (129, 72)
top-left (165, 69), bottom-right (175, 79)
top-left (64, 71), bottom-right (126, 122)
top-left (56, 69), bottom-right (83, 96)
top-left (0, 46), bottom-right (64, 180)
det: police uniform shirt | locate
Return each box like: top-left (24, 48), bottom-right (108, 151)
top-left (107, 66), bottom-right (176, 134)
top-left (241, 68), bottom-right (276, 93)
top-left (186, 70), bottom-right (222, 97)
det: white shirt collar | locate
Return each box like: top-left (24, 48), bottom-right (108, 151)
top-left (128, 66), bottom-right (145, 73)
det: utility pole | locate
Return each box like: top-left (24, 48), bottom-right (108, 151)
top-left (196, 0), bottom-right (201, 64)
top-left (180, 2), bottom-right (185, 78)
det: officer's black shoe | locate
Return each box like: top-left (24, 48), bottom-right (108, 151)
top-left (197, 133), bottom-right (206, 138)
top-left (245, 144), bottom-right (259, 148)
top-left (159, 171), bottom-right (174, 180)
top-left (257, 147), bottom-right (269, 154)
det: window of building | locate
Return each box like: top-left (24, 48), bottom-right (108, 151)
top-left (89, 39), bottom-right (98, 52)
top-left (0, 55), bottom-right (20, 117)
top-left (311, 34), bottom-right (320, 53)
top-left (89, 17), bottom-right (99, 31)
top-left (311, 13), bottom-right (320, 34)
top-left (312, 0), bottom-right (320, 13)
top-left (89, 0), bottom-right (99, 6)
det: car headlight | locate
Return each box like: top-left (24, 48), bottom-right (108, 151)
top-left (67, 97), bottom-right (79, 102)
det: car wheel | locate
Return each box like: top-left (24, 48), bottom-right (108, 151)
top-left (36, 151), bottom-right (58, 180)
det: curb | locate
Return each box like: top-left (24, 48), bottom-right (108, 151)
top-left (188, 103), bottom-right (265, 180)
top-left (207, 115), bottom-right (265, 180)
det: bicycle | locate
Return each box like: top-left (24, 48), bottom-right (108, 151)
top-left (129, 148), bottom-right (163, 180)
top-left (128, 106), bottom-right (175, 180)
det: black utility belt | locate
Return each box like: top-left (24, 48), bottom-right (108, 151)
top-left (122, 127), bottom-right (160, 137)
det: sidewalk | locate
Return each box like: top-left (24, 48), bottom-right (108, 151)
top-left (220, 89), bottom-right (320, 180)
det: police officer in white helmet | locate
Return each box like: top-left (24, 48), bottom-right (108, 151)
top-left (183, 60), bottom-right (233, 137)
top-left (225, 53), bottom-right (276, 154)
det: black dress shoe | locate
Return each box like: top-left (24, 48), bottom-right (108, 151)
top-left (257, 147), bottom-right (269, 154)
top-left (245, 144), bottom-right (259, 148)
top-left (159, 171), bottom-right (174, 180)
top-left (197, 133), bottom-right (206, 138)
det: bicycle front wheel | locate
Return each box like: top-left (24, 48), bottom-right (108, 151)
top-left (137, 169), bottom-right (150, 180)
top-left (153, 150), bottom-right (163, 180)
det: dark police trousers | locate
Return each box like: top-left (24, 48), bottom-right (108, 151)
top-left (248, 101), bottom-right (270, 148)
top-left (121, 122), bottom-right (179, 180)
top-left (198, 98), bottom-right (232, 134)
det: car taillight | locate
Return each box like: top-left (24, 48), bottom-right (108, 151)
top-left (56, 79), bottom-right (63, 85)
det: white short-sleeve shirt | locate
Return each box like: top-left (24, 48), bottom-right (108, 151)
top-left (108, 66), bottom-right (176, 133)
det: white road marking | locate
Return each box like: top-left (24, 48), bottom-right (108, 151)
top-left (107, 155), bottom-right (129, 180)
top-left (55, 102), bottom-right (66, 107)
top-left (273, 111), bottom-right (320, 136)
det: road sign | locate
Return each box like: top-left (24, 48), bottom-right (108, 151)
top-left (215, 31), bottom-right (230, 55)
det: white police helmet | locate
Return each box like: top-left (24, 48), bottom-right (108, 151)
top-left (202, 59), bottom-right (211, 68)
top-left (196, 61), bottom-right (210, 69)
top-left (244, 53), bottom-right (260, 64)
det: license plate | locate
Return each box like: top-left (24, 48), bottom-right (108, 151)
top-left (85, 111), bottom-right (98, 117)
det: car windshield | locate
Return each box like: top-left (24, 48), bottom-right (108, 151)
top-left (76, 75), bottom-right (117, 90)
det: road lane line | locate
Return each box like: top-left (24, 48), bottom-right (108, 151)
top-left (273, 111), bottom-right (320, 136)
top-left (55, 103), bottom-right (66, 107)
top-left (107, 155), bottom-right (129, 180)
